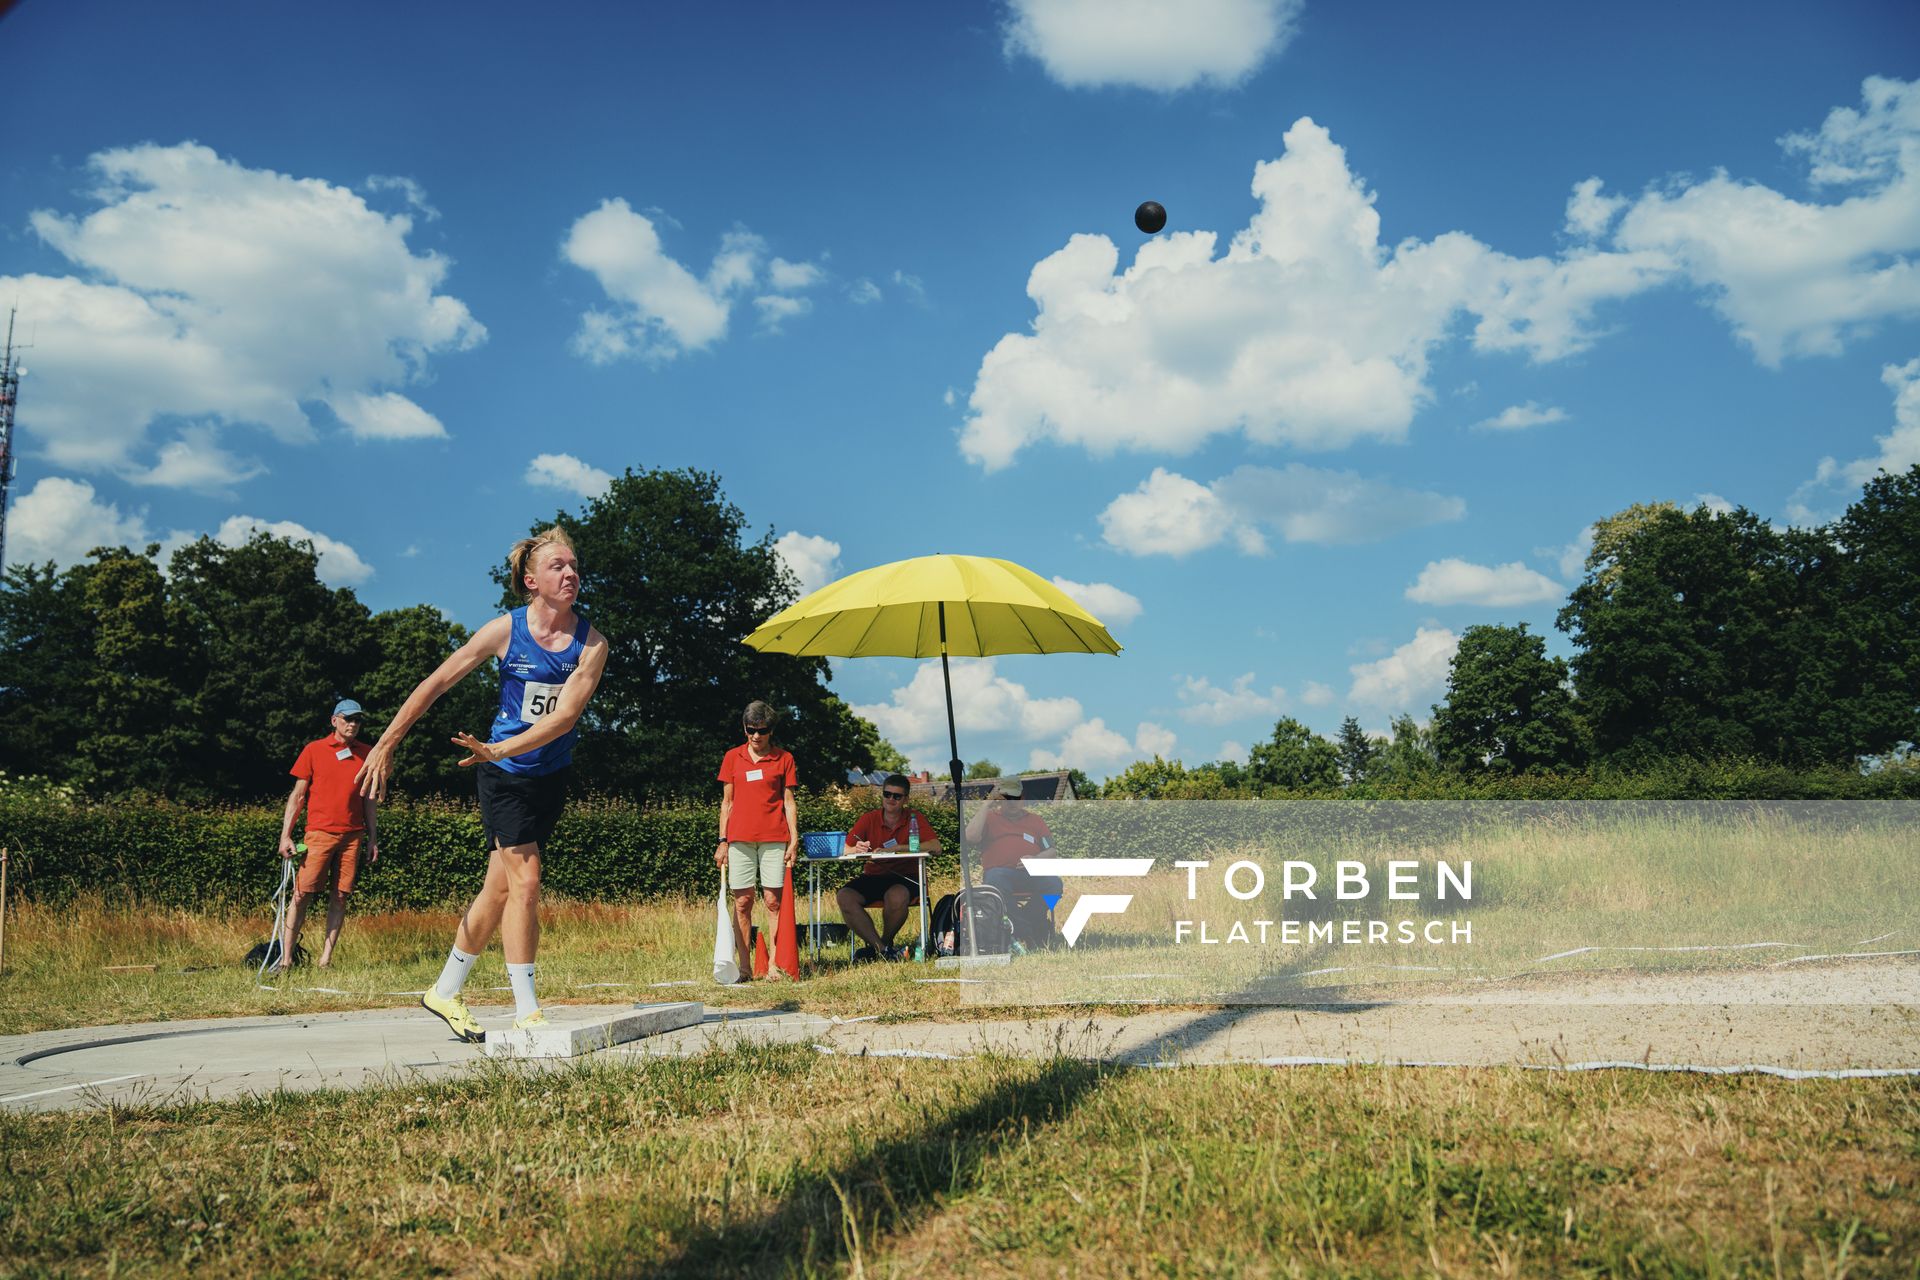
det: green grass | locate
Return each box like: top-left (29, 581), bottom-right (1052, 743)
top-left (933, 804), bottom-right (1920, 1007)
top-left (4, 800), bottom-right (1914, 1032)
top-left (1, 1045), bottom-right (1915, 1277)
top-left (0, 891), bottom-right (989, 1037)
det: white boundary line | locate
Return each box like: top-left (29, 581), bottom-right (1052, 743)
top-left (2, 1073), bottom-right (147, 1104)
top-left (1772, 949), bottom-right (1920, 966)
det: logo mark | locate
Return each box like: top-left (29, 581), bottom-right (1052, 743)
top-left (1019, 858), bottom-right (1154, 946)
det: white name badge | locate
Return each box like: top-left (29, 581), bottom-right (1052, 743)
top-left (520, 681), bottom-right (565, 721)
top-left (334, 748), bottom-right (353, 761)
top-left (1022, 832), bottom-right (1036, 844)
top-left (745, 768), bottom-right (765, 782)
top-left (882, 838), bottom-right (897, 848)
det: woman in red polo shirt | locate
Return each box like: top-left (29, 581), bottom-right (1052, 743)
top-left (714, 700), bottom-right (799, 981)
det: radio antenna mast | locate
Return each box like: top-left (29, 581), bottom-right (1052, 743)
top-left (0, 309), bottom-right (24, 575)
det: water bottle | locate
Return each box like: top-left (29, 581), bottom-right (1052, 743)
top-left (908, 814), bottom-right (920, 853)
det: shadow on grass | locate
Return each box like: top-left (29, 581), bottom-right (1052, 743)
top-left (574, 1052), bottom-right (1112, 1279)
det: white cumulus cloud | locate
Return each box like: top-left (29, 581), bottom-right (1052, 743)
top-left (333, 390), bottom-right (449, 441)
top-left (125, 426), bottom-right (264, 492)
top-left (5, 476), bottom-right (151, 569)
top-left (754, 293), bottom-right (812, 330)
top-left (960, 117), bottom-right (1670, 471)
top-left (1175, 672), bottom-right (1286, 725)
top-left (563, 201), bottom-right (828, 359)
top-left (6, 143), bottom-right (482, 480)
top-left (767, 258), bottom-right (825, 291)
top-left (1474, 401), bottom-right (1567, 431)
top-left (1405, 559), bottom-right (1563, 607)
top-left (774, 531), bottom-right (842, 597)
top-left (1608, 76), bottom-right (1920, 366)
top-left (1347, 627), bottom-right (1459, 712)
top-left (525, 452), bottom-right (614, 500)
top-left (1789, 355), bottom-right (1920, 523)
top-left (1543, 525), bottom-right (1596, 581)
top-left (214, 515), bottom-right (373, 587)
top-left (1002, 0), bottom-right (1301, 92)
top-left (852, 658), bottom-right (1083, 750)
top-left (1100, 463), bottom-right (1465, 556)
top-left (1564, 177), bottom-right (1626, 241)
top-left (1030, 718), bottom-right (1176, 771)
top-left (563, 201), bottom-right (760, 362)
top-left (1049, 576), bottom-right (1143, 626)
top-left (1299, 681), bottom-right (1335, 708)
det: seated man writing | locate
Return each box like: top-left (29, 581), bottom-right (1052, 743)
top-left (967, 776), bottom-right (1064, 906)
top-left (837, 773), bottom-right (940, 961)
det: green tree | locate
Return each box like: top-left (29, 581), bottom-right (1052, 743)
top-left (1103, 755), bottom-right (1188, 799)
top-left (965, 758), bottom-right (1003, 779)
top-left (1334, 715), bottom-right (1378, 785)
top-left (0, 559), bottom-right (96, 787)
top-left (167, 532), bottom-right (375, 799)
top-left (1819, 466), bottom-right (1920, 761)
top-left (1371, 714), bottom-right (1439, 783)
top-left (1065, 767), bottom-right (1098, 800)
top-left (1192, 758), bottom-right (1253, 793)
top-left (76, 547), bottom-right (194, 795)
top-left (356, 605), bottom-right (499, 796)
top-left (1248, 718), bottom-right (1340, 791)
top-left (1558, 504), bottom-right (1812, 767)
top-left (1431, 624), bottom-right (1583, 775)
top-left (503, 468), bottom-right (877, 796)
top-left (868, 736), bottom-right (913, 775)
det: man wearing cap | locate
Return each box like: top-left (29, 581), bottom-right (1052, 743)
top-left (966, 776), bottom-right (1064, 905)
top-left (275, 699), bottom-right (380, 970)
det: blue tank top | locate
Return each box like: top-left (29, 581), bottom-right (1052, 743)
top-left (491, 606), bottom-right (590, 776)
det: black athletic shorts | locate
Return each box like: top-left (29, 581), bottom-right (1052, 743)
top-left (841, 872), bottom-right (920, 906)
top-left (476, 763), bottom-right (570, 849)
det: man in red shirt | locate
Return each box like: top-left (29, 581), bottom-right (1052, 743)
top-left (276, 698), bottom-right (380, 970)
top-left (837, 773), bottom-right (941, 961)
top-left (966, 776), bottom-right (1063, 903)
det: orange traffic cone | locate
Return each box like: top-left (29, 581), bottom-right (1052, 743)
top-left (752, 925), bottom-right (769, 978)
top-left (775, 865), bottom-right (800, 979)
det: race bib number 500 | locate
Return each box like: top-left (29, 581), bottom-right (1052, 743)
top-left (520, 681), bottom-right (565, 720)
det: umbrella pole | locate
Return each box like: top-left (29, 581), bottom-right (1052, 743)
top-left (938, 604), bottom-right (978, 960)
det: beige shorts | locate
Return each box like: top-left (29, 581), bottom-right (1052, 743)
top-left (727, 841), bottom-right (788, 891)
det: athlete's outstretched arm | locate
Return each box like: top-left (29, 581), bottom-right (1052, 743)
top-left (453, 627), bottom-right (609, 767)
top-left (357, 613), bottom-right (512, 800)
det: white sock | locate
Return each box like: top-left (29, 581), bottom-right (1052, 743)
top-left (507, 962), bottom-right (539, 1019)
top-left (435, 946), bottom-right (478, 999)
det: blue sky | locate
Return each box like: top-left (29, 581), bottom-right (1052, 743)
top-left (4, 0), bottom-right (1918, 778)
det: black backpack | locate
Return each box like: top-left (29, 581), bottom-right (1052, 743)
top-left (931, 886), bottom-right (1012, 956)
top-left (244, 938), bottom-right (308, 970)
top-left (1006, 894), bottom-right (1058, 950)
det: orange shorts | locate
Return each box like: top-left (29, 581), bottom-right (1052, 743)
top-left (295, 829), bottom-right (365, 896)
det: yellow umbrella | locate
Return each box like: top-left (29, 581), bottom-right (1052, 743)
top-left (743, 554), bottom-right (1122, 660)
top-left (743, 554), bottom-right (1122, 933)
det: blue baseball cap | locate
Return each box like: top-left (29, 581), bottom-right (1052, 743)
top-left (332, 699), bottom-right (365, 718)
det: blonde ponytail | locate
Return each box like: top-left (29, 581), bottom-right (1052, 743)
top-left (508, 526), bottom-right (577, 600)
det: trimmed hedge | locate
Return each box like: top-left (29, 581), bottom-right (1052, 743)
top-left (4, 760), bottom-right (1915, 908)
top-left (0, 790), bottom-right (961, 910)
